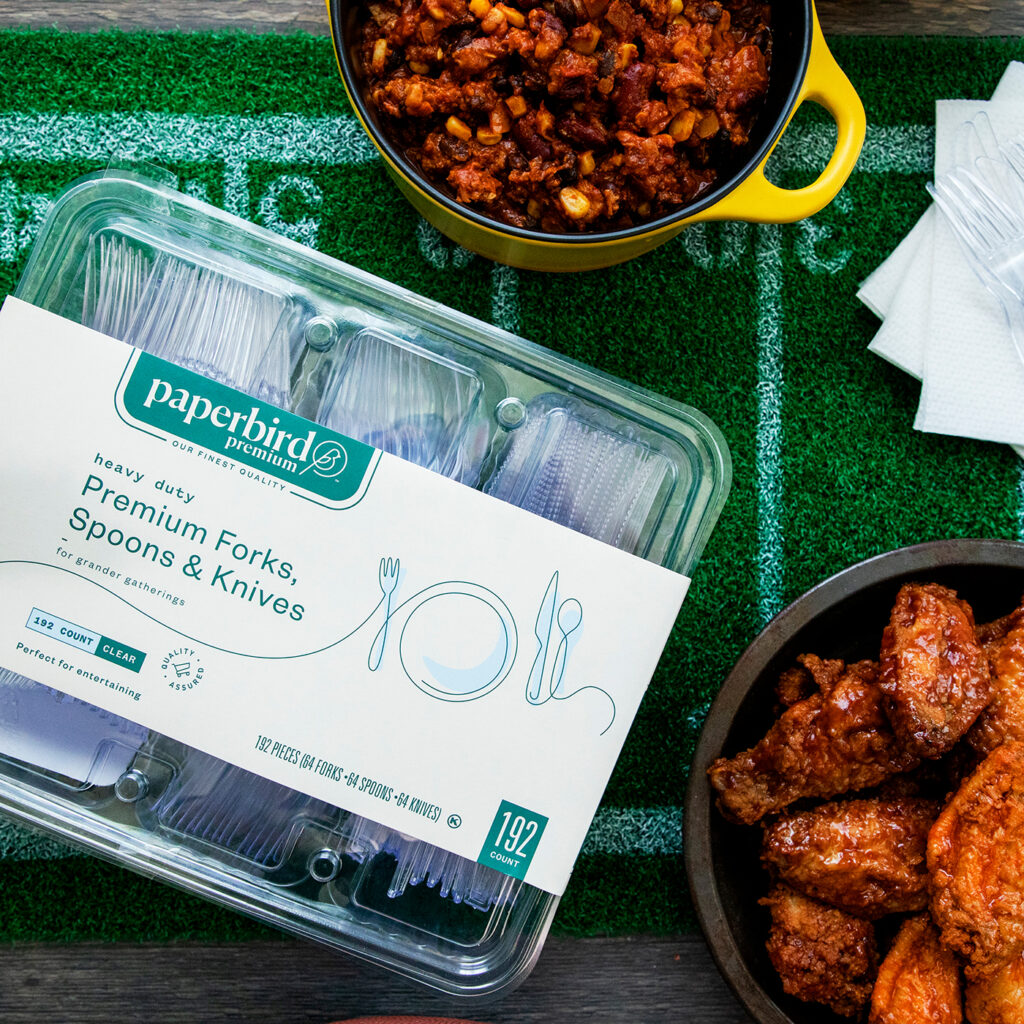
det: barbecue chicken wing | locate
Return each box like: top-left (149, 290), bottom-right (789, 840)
top-left (709, 659), bottom-right (918, 825)
top-left (879, 583), bottom-right (990, 758)
top-left (761, 883), bottom-right (878, 1018)
top-left (762, 797), bottom-right (940, 919)
top-left (869, 913), bottom-right (962, 1024)
top-left (929, 741), bottom-right (1024, 980)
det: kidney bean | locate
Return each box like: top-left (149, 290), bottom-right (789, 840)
top-left (512, 119), bottom-right (554, 159)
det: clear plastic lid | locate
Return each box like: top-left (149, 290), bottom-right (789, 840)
top-left (2, 168), bottom-right (731, 998)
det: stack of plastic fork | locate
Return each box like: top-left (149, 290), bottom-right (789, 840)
top-left (484, 405), bottom-right (670, 554)
top-left (316, 328), bottom-right (488, 486)
top-left (82, 235), bottom-right (293, 408)
top-left (152, 749), bottom-right (339, 870)
top-left (344, 814), bottom-right (515, 911)
top-left (929, 122), bottom-right (1024, 370)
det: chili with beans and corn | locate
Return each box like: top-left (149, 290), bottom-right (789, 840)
top-left (358, 0), bottom-right (772, 233)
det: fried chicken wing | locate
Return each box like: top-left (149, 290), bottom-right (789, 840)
top-left (761, 883), bottom-right (878, 1018)
top-left (708, 660), bottom-right (919, 825)
top-left (761, 797), bottom-right (940, 919)
top-left (929, 741), bottom-right (1024, 980)
top-left (879, 583), bottom-right (991, 758)
top-left (777, 654), bottom-right (845, 706)
top-left (776, 664), bottom-right (814, 707)
top-left (969, 602), bottom-right (1024, 758)
top-left (869, 914), bottom-right (962, 1024)
top-left (965, 952), bottom-right (1024, 1024)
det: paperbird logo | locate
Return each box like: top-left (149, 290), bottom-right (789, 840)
top-left (117, 352), bottom-right (379, 508)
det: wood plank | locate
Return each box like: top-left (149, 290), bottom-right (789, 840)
top-left (0, 1), bottom-right (334, 34)
top-left (0, 935), bottom-right (753, 1023)
top-left (817, 0), bottom-right (1024, 36)
top-left (1, 0), bottom-right (1024, 35)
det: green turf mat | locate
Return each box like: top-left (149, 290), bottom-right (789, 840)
top-left (1, 29), bottom-right (1024, 942)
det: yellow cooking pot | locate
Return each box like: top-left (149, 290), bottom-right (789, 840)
top-left (328, 0), bottom-right (864, 272)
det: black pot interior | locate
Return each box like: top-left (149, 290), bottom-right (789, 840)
top-left (692, 544), bottom-right (1024, 1024)
top-left (329, 0), bottom-right (812, 241)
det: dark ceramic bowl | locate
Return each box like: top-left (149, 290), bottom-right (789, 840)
top-left (683, 538), bottom-right (1024, 1024)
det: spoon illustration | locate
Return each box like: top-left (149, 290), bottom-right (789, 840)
top-left (549, 598), bottom-right (583, 698)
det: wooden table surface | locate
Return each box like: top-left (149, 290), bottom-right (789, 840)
top-left (0, 0), bottom-right (1023, 34)
top-left (0, 2), bottom-right (1020, 1022)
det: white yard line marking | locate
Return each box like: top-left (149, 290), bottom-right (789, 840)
top-left (1017, 460), bottom-right (1024, 542)
top-left (0, 116), bottom-right (931, 173)
top-left (0, 112), bottom-right (379, 165)
top-left (750, 122), bottom-right (932, 624)
top-left (490, 262), bottom-right (521, 334)
top-left (754, 224), bottom-right (786, 625)
top-left (774, 124), bottom-right (932, 175)
top-left (581, 805), bottom-right (682, 856)
top-left (0, 117), bottom-right (936, 861)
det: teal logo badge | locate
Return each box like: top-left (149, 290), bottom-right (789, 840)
top-left (118, 352), bottom-right (378, 507)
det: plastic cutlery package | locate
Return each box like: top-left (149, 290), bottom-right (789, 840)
top-left (0, 168), bottom-right (730, 998)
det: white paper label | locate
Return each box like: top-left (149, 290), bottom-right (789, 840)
top-left (0, 296), bottom-right (689, 895)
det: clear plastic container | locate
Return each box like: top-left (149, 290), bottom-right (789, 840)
top-left (3, 168), bottom-right (731, 998)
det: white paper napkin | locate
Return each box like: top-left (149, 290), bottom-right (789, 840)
top-left (856, 62), bottom-right (1024, 385)
top-left (915, 101), bottom-right (1024, 445)
top-left (865, 213), bottom-right (932, 380)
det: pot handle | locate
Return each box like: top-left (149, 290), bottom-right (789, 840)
top-left (688, 13), bottom-right (865, 225)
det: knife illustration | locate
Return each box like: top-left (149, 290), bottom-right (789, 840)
top-left (526, 570), bottom-right (559, 703)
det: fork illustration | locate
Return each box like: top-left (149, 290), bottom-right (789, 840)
top-left (368, 557), bottom-right (401, 671)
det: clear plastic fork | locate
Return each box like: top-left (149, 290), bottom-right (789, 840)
top-left (928, 158), bottom-right (1024, 368)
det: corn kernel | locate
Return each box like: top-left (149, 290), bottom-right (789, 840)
top-left (437, 46), bottom-right (444, 59)
top-left (446, 116), bottom-right (473, 141)
top-left (496, 3), bottom-right (525, 26)
top-left (408, 60), bottom-right (430, 74)
top-left (371, 38), bottom-right (389, 72)
top-left (668, 0), bottom-right (683, 15)
top-left (469, 0), bottom-right (492, 17)
top-left (481, 7), bottom-right (507, 32)
top-left (569, 22), bottom-right (601, 54)
top-left (668, 109), bottom-right (697, 141)
top-left (405, 82), bottom-right (425, 109)
top-left (615, 43), bottom-right (638, 69)
top-left (637, 201), bottom-right (651, 216)
top-left (426, 1), bottom-right (446, 19)
top-left (506, 94), bottom-right (527, 117)
top-left (559, 187), bottom-right (591, 220)
top-left (527, 199), bottom-right (543, 219)
top-left (579, 150), bottom-right (595, 176)
top-left (597, 76), bottom-right (614, 95)
top-left (477, 126), bottom-right (502, 145)
top-left (537, 106), bottom-right (555, 135)
top-left (696, 111), bottom-right (719, 138)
